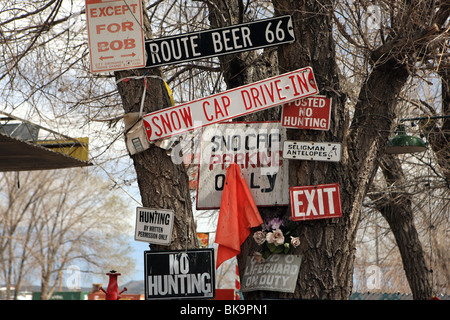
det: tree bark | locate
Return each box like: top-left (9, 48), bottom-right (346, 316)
top-left (114, 11), bottom-right (198, 252)
top-left (370, 156), bottom-right (433, 300)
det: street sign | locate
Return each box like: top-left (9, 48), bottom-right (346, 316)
top-left (281, 95), bottom-right (332, 130)
top-left (290, 183), bottom-right (342, 221)
top-left (283, 141), bottom-right (342, 162)
top-left (145, 15), bottom-right (295, 68)
top-left (85, 0), bottom-right (146, 73)
top-left (241, 254), bottom-right (302, 293)
top-left (144, 249), bottom-right (215, 300)
top-left (143, 67), bottom-right (318, 141)
top-left (196, 122), bottom-right (289, 209)
top-left (134, 207), bottom-right (174, 245)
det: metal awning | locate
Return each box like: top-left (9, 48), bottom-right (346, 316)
top-left (0, 111), bottom-right (92, 172)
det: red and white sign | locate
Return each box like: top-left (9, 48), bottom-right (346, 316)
top-left (85, 0), bottom-right (146, 73)
top-left (196, 122), bottom-right (289, 209)
top-left (290, 183), bottom-right (342, 221)
top-left (143, 67), bottom-right (318, 142)
top-left (281, 95), bottom-right (332, 130)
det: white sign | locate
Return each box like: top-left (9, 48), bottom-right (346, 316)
top-left (196, 122), bottom-right (289, 209)
top-left (143, 67), bottom-right (318, 141)
top-left (85, 0), bottom-right (146, 73)
top-left (283, 141), bottom-right (342, 162)
top-left (134, 207), bottom-right (174, 245)
top-left (241, 254), bottom-right (302, 293)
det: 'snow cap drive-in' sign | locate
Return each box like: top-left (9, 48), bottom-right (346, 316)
top-left (143, 67), bottom-right (318, 141)
top-left (281, 95), bottom-right (332, 130)
top-left (85, 0), bottom-right (146, 73)
top-left (145, 15), bottom-right (295, 68)
top-left (290, 183), bottom-right (342, 221)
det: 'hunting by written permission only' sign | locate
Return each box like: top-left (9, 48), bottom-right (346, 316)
top-left (143, 67), bottom-right (318, 141)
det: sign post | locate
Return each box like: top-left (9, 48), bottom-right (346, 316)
top-left (290, 183), bottom-right (342, 221)
top-left (134, 207), bottom-right (174, 245)
top-left (144, 249), bottom-right (215, 300)
top-left (283, 141), bottom-right (342, 162)
top-left (85, 0), bottom-right (146, 73)
top-left (145, 15), bottom-right (295, 68)
top-left (281, 95), bottom-right (332, 130)
top-left (143, 67), bottom-right (318, 141)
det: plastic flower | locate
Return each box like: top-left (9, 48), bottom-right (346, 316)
top-left (266, 231), bottom-right (275, 244)
top-left (272, 229), bottom-right (285, 246)
top-left (253, 231), bottom-right (266, 245)
top-left (267, 217), bottom-right (283, 230)
top-left (290, 236), bottom-right (301, 248)
top-left (253, 252), bottom-right (266, 263)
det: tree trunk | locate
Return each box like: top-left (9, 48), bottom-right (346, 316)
top-left (269, 0), bottom-right (411, 299)
top-left (371, 156), bottom-right (433, 299)
top-left (114, 11), bottom-right (198, 253)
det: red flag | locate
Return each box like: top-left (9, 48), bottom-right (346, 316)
top-left (215, 164), bottom-right (262, 269)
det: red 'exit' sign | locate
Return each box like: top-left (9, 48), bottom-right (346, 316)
top-left (290, 183), bottom-right (342, 221)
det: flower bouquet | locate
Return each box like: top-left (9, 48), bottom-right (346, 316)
top-left (252, 217), bottom-right (300, 261)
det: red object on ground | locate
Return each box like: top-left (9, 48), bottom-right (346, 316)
top-left (99, 270), bottom-right (127, 300)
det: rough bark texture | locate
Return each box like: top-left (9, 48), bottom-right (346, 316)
top-left (114, 19), bottom-right (198, 251)
top-left (203, 0), bottom-right (445, 299)
top-left (371, 156), bottom-right (433, 299)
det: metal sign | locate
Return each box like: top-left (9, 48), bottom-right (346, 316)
top-left (85, 0), bottom-right (146, 73)
top-left (196, 122), bottom-right (289, 209)
top-left (144, 249), bottom-right (215, 300)
top-left (283, 141), bottom-right (342, 162)
top-left (281, 95), bottom-right (332, 130)
top-left (145, 15), bottom-right (295, 68)
top-left (143, 67), bottom-right (318, 141)
top-left (241, 254), bottom-right (302, 293)
top-left (134, 207), bottom-right (174, 245)
top-left (290, 183), bottom-right (342, 221)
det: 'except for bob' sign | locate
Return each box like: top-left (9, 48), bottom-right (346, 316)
top-left (134, 207), bottom-right (174, 245)
top-left (241, 254), bottom-right (302, 293)
top-left (144, 249), bottom-right (215, 300)
top-left (290, 183), bottom-right (342, 221)
top-left (85, 0), bottom-right (146, 73)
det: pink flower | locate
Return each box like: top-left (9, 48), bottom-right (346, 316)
top-left (290, 236), bottom-right (300, 248)
top-left (253, 231), bottom-right (266, 245)
top-left (273, 229), bottom-right (285, 246)
top-left (266, 232), bottom-right (275, 244)
top-left (253, 252), bottom-right (265, 263)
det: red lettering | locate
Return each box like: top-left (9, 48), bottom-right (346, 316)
top-left (241, 90), bottom-right (252, 110)
top-left (203, 101), bottom-right (213, 121)
top-left (151, 116), bottom-right (163, 137)
top-left (179, 107), bottom-right (193, 128)
top-left (124, 39), bottom-right (136, 49)
top-left (274, 79), bottom-right (286, 100)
